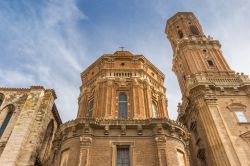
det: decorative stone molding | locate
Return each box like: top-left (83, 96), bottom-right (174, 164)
top-left (137, 125), bottom-right (143, 135)
top-left (240, 131), bottom-right (250, 147)
top-left (121, 125), bottom-right (126, 135)
top-left (84, 123), bottom-right (90, 133)
top-left (104, 125), bottom-right (109, 135)
top-left (155, 135), bottom-right (167, 143)
top-left (0, 141), bottom-right (6, 148)
top-left (80, 136), bottom-right (92, 147)
top-left (156, 124), bottom-right (163, 134)
top-left (169, 125), bottom-right (176, 136)
top-left (227, 102), bottom-right (246, 111)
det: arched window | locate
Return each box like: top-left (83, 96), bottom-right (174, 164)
top-left (190, 25), bottom-right (200, 35)
top-left (87, 99), bottom-right (94, 117)
top-left (0, 93), bottom-right (4, 107)
top-left (178, 30), bottom-right (184, 39)
top-left (177, 150), bottom-right (187, 166)
top-left (118, 92), bottom-right (128, 119)
top-left (0, 105), bottom-right (14, 137)
top-left (60, 149), bottom-right (70, 166)
top-left (152, 102), bottom-right (157, 118)
top-left (197, 147), bottom-right (206, 165)
top-left (39, 120), bottom-right (54, 162)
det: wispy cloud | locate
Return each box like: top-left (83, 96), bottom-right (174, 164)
top-left (0, 0), bottom-right (87, 121)
top-left (143, 0), bottom-right (250, 119)
top-left (1, 0), bottom-right (250, 122)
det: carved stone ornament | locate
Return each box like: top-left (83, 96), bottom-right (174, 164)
top-left (240, 130), bottom-right (250, 141)
top-left (137, 125), bottom-right (143, 135)
top-left (84, 123), bottom-right (90, 133)
top-left (80, 136), bottom-right (92, 147)
top-left (155, 136), bottom-right (167, 143)
top-left (169, 125), bottom-right (176, 136)
top-left (104, 125), bottom-right (109, 135)
top-left (157, 124), bottom-right (163, 134)
top-left (121, 125), bottom-right (126, 135)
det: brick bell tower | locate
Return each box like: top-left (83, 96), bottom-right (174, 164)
top-left (166, 12), bottom-right (250, 166)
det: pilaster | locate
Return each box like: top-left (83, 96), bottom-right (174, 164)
top-left (78, 136), bottom-right (92, 166)
top-left (155, 135), bottom-right (167, 166)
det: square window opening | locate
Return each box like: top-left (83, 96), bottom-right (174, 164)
top-left (207, 60), bottom-right (214, 67)
top-left (235, 111), bottom-right (248, 123)
top-left (116, 145), bottom-right (130, 166)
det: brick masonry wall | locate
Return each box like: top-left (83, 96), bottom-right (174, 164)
top-left (53, 123), bottom-right (190, 166)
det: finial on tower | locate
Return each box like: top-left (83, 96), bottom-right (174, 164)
top-left (119, 46), bottom-right (125, 51)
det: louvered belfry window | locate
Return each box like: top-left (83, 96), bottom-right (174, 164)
top-left (190, 25), bottom-right (200, 35)
top-left (116, 145), bottom-right (130, 166)
top-left (178, 30), bottom-right (184, 39)
top-left (118, 92), bottom-right (128, 119)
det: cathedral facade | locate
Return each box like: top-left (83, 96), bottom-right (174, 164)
top-left (0, 12), bottom-right (249, 166)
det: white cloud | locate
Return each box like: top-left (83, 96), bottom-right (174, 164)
top-left (0, 0), bottom-right (87, 122)
top-left (0, 70), bottom-right (35, 87)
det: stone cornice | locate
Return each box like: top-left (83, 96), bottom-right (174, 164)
top-left (0, 86), bottom-right (61, 125)
top-left (0, 86), bottom-right (57, 97)
top-left (82, 69), bottom-right (166, 92)
top-left (58, 118), bottom-right (189, 135)
top-left (55, 118), bottom-right (190, 146)
top-left (0, 87), bottom-right (31, 92)
top-left (180, 71), bottom-right (250, 94)
top-left (173, 36), bottom-right (221, 58)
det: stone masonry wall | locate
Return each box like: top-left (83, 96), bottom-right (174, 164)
top-left (0, 87), bottom-right (60, 166)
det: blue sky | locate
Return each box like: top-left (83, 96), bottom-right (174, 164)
top-left (1, 0), bottom-right (250, 122)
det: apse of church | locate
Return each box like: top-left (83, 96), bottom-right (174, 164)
top-left (77, 51), bottom-right (168, 120)
top-left (50, 51), bottom-right (190, 166)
